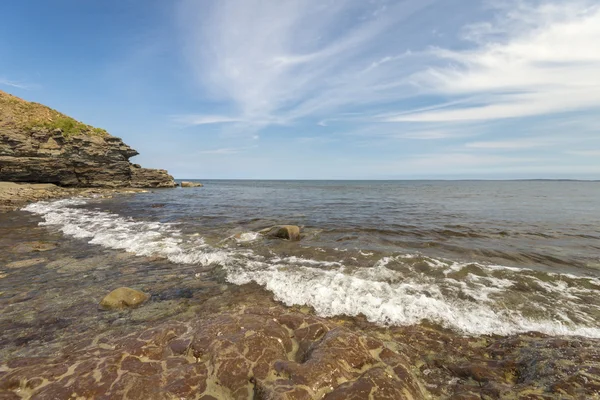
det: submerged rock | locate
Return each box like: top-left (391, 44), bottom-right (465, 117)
top-left (180, 181), bottom-right (203, 188)
top-left (5, 258), bottom-right (46, 269)
top-left (12, 241), bottom-right (57, 253)
top-left (261, 225), bottom-right (301, 241)
top-left (99, 287), bottom-right (149, 310)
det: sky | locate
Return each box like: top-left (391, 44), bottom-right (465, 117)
top-left (1, 0), bottom-right (599, 180)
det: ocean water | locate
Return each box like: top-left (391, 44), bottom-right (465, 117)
top-left (22, 180), bottom-right (600, 337)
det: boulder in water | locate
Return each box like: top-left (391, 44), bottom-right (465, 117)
top-left (99, 287), bottom-right (149, 310)
top-left (180, 181), bottom-right (203, 188)
top-left (260, 225), bottom-right (301, 241)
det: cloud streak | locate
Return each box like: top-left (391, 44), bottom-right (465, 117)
top-left (178, 0), bottom-right (436, 127)
top-left (388, 0), bottom-right (600, 122)
top-left (0, 78), bottom-right (34, 90)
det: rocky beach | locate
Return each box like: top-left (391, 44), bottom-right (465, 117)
top-left (1, 91), bottom-right (600, 399)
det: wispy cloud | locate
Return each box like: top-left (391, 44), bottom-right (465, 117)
top-left (566, 150), bottom-right (600, 157)
top-left (0, 77), bottom-right (35, 90)
top-left (465, 139), bottom-right (551, 149)
top-left (178, 0), bottom-right (436, 127)
top-left (197, 145), bottom-right (257, 155)
top-left (172, 114), bottom-right (241, 126)
top-left (387, 0), bottom-right (600, 122)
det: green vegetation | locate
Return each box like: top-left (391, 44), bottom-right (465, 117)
top-left (26, 116), bottom-right (108, 138)
top-left (0, 90), bottom-right (108, 138)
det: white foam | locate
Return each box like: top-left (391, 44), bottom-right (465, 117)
top-left (24, 199), bottom-right (600, 338)
top-left (24, 199), bottom-right (233, 267)
top-left (235, 232), bottom-right (261, 243)
top-left (225, 262), bottom-right (600, 337)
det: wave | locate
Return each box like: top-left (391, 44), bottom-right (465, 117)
top-left (23, 199), bottom-right (600, 338)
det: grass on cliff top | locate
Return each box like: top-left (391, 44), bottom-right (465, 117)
top-left (0, 90), bottom-right (108, 138)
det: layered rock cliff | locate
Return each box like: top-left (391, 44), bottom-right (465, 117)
top-left (0, 90), bottom-right (175, 188)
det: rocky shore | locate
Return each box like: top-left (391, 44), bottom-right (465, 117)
top-left (0, 181), bottom-right (148, 212)
top-left (1, 214), bottom-right (599, 399)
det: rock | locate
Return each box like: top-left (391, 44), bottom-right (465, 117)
top-left (5, 258), bottom-right (46, 269)
top-left (0, 182), bottom-right (66, 211)
top-left (12, 241), bottom-right (57, 253)
top-left (99, 287), bottom-right (149, 310)
top-left (0, 90), bottom-right (176, 188)
top-left (0, 307), bottom-right (426, 399)
top-left (260, 225), bottom-right (301, 241)
top-left (180, 181), bottom-right (203, 188)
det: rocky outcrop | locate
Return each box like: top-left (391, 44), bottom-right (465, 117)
top-left (0, 90), bottom-right (175, 188)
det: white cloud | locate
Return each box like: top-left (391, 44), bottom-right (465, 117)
top-left (388, 1), bottom-right (600, 122)
top-left (197, 145), bottom-right (258, 155)
top-left (465, 139), bottom-right (551, 149)
top-left (172, 115), bottom-right (240, 126)
top-left (567, 150), bottom-right (600, 157)
top-left (409, 153), bottom-right (540, 168)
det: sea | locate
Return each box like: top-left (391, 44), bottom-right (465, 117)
top-left (12, 180), bottom-right (600, 340)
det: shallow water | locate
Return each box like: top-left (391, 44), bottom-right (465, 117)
top-left (2, 180), bottom-right (600, 356)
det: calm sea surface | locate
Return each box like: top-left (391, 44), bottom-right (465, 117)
top-left (9, 180), bottom-right (600, 340)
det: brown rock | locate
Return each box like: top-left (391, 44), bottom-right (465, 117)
top-left (5, 258), bottom-right (46, 269)
top-left (12, 241), bottom-right (57, 253)
top-left (180, 181), bottom-right (203, 187)
top-left (261, 225), bottom-right (301, 241)
top-left (99, 287), bottom-right (149, 310)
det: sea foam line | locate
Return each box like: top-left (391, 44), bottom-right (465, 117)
top-left (23, 199), bottom-right (600, 338)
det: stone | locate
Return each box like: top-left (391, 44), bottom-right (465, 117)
top-left (12, 241), bottom-right (57, 253)
top-left (0, 90), bottom-right (176, 188)
top-left (5, 258), bottom-right (46, 269)
top-left (99, 287), bottom-right (149, 310)
top-left (180, 181), bottom-right (203, 188)
top-left (260, 225), bottom-right (301, 241)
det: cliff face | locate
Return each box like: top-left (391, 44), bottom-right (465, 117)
top-left (0, 90), bottom-right (175, 188)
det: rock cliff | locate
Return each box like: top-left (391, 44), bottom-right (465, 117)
top-left (0, 90), bottom-right (175, 188)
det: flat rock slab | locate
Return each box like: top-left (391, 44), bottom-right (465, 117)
top-left (0, 307), bottom-right (425, 400)
top-left (1, 306), bottom-right (598, 399)
top-left (4, 258), bottom-right (46, 269)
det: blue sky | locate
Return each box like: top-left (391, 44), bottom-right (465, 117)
top-left (1, 0), bottom-right (599, 179)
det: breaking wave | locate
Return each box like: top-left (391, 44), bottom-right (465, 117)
top-left (24, 199), bottom-right (600, 338)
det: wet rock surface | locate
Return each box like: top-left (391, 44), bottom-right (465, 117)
top-left (0, 307), bottom-right (425, 400)
top-left (1, 302), bottom-right (599, 399)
